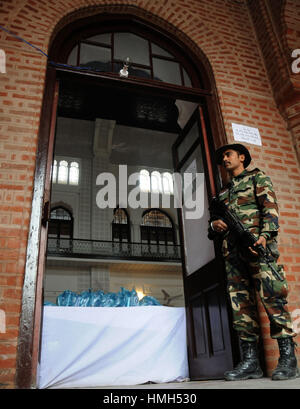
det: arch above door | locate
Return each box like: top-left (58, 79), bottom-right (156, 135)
top-left (49, 5), bottom-right (214, 89)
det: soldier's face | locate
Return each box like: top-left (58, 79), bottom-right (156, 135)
top-left (222, 149), bottom-right (245, 171)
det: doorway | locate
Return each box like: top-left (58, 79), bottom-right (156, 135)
top-left (44, 80), bottom-right (185, 308)
top-left (16, 10), bottom-right (237, 388)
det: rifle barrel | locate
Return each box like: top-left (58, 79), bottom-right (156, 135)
top-left (210, 198), bottom-right (284, 282)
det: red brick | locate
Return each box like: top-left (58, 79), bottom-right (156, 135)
top-left (0, 358), bottom-right (17, 369)
top-left (0, 344), bottom-right (17, 355)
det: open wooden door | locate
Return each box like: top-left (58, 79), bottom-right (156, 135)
top-left (15, 71), bottom-right (59, 388)
top-left (173, 104), bottom-right (235, 380)
top-left (31, 79), bottom-right (59, 386)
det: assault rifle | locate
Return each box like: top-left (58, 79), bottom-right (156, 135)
top-left (209, 197), bottom-right (284, 281)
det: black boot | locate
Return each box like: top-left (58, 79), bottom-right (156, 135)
top-left (272, 337), bottom-right (300, 381)
top-left (224, 340), bottom-right (263, 381)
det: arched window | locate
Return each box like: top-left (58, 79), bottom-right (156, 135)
top-left (112, 207), bottom-right (131, 242)
top-left (140, 209), bottom-right (175, 246)
top-left (57, 160), bottom-right (68, 184)
top-left (140, 169), bottom-right (174, 194)
top-left (52, 160), bottom-right (58, 183)
top-left (151, 171), bottom-right (162, 193)
top-left (66, 32), bottom-right (193, 87)
top-left (52, 159), bottom-right (80, 185)
top-left (69, 162), bottom-right (79, 185)
top-left (139, 169), bottom-right (151, 193)
top-left (48, 207), bottom-right (73, 239)
top-left (162, 172), bottom-right (174, 194)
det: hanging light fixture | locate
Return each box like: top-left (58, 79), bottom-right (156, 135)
top-left (119, 57), bottom-right (131, 78)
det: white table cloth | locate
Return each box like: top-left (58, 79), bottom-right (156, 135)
top-left (38, 306), bottom-right (189, 388)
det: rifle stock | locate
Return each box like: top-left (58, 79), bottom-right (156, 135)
top-left (209, 197), bottom-right (284, 281)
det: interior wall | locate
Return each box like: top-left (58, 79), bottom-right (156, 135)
top-left (44, 264), bottom-right (91, 304)
top-left (51, 116), bottom-right (181, 243)
top-left (45, 114), bottom-right (184, 307)
top-left (44, 261), bottom-right (184, 307)
top-left (109, 264), bottom-right (184, 307)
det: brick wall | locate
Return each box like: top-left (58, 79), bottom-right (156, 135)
top-left (247, 0), bottom-right (300, 166)
top-left (285, 0), bottom-right (300, 53)
top-left (0, 0), bottom-right (299, 387)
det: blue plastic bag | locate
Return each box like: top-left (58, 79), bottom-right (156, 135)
top-left (139, 296), bottom-right (161, 306)
top-left (56, 290), bottom-right (78, 306)
top-left (120, 287), bottom-right (139, 306)
top-left (54, 287), bottom-right (160, 307)
top-left (90, 290), bottom-right (104, 307)
top-left (44, 301), bottom-right (56, 306)
top-left (101, 292), bottom-right (117, 307)
top-left (75, 290), bottom-right (93, 307)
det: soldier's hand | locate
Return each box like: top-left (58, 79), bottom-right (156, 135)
top-left (248, 235), bottom-right (267, 256)
top-left (212, 219), bottom-right (228, 233)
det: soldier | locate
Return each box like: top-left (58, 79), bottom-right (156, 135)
top-left (208, 143), bottom-right (299, 381)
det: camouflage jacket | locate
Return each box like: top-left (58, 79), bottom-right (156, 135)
top-left (208, 168), bottom-right (279, 256)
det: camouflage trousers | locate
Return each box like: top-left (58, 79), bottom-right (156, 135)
top-left (224, 239), bottom-right (296, 342)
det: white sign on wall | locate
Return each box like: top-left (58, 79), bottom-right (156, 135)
top-left (232, 123), bottom-right (262, 146)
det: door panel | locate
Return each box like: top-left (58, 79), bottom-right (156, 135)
top-left (173, 104), bottom-right (235, 380)
top-left (180, 144), bottom-right (215, 274)
top-left (188, 280), bottom-right (233, 378)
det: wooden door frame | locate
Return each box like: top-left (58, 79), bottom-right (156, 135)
top-left (15, 13), bottom-right (228, 390)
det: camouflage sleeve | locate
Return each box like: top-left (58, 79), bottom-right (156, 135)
top-left (254, 171), bottom-right (279, 237)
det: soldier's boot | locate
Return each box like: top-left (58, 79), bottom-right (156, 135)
top-left (224, 340), bottom-right (263, 381)
top-left (272, 337), bottom-right (300, 381)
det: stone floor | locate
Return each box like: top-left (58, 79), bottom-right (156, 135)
top-left (84, 377), bottom-right (300, 389)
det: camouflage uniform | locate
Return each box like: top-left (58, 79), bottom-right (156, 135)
top-left (209, 168), bottom-right (297, 342)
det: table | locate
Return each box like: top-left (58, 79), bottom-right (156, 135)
top-left (38, 306), bottom-right (189, 388)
